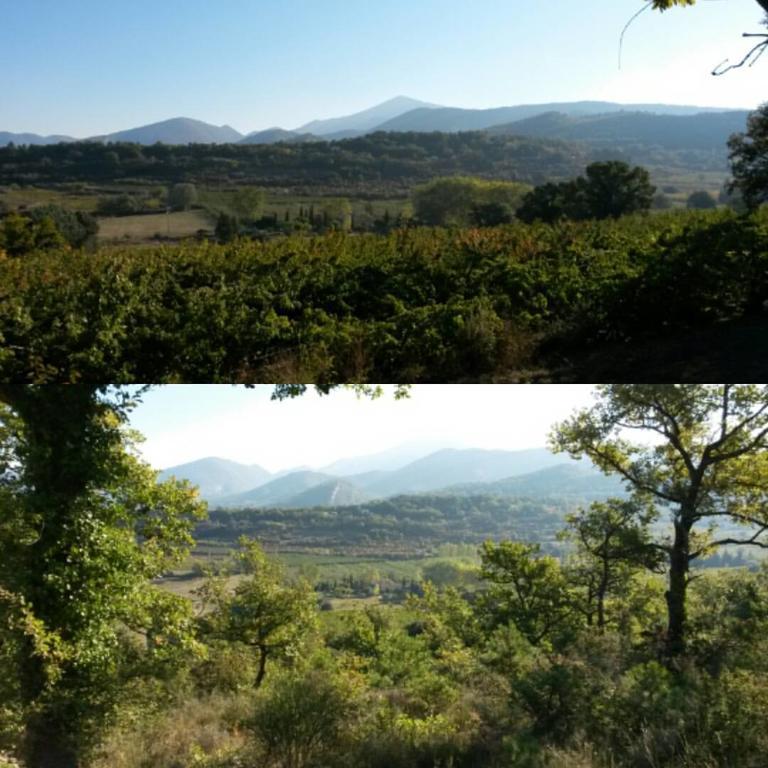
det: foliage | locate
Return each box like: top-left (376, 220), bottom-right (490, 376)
top-left (559, 499), bottom-right (663, 629)
top-left (249, 669), bottom-right (356, 768)
top-left (198, 539), bottom-right (317, 687)
top-left (199, 494), bottom-right (566, 553)
top-left (2, 208), bottom-right (767, 382)
top-left (27, 205), bottom-right (98, 249)
top-left (551, 384), bottom-right (768, 657)
top-left (478, 541), bottom-right (573, 646)
top-left (0, 132), bottom-right (588, 193)
top-left (517, 161), bottom-right (655, 223)
top-left (412, 177), bottom-right (530, 226)
top-left (728, 102), bottom-right (768, 211)
top-left (168, 183), bottom-right (198, 212)
top-left (0, 387), bottom-right (207, 766)
top-left (686, 190), bottom-right (716, 210)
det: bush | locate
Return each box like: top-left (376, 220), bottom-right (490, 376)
top-left (686, 190), bottom-right (717, 210)
top-left (249, 670), bottom-right (357, 768)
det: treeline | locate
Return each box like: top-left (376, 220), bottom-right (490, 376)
top-left (1, 208), bottom-right (766, 382)
top-left (199, 494), bottom-right (567, 553)
top-left (0, 132), bottom-right (588, 191)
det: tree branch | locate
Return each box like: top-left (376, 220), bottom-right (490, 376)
top-left (585, 444), bottom-right (680, 503)
top-left (708, 526), bottom-right (768, 550)
top-left (713, 34), bottom-right (768, 76)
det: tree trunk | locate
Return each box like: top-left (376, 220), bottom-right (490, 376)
top-left (665, 518), bottom-right (691, 659)
top-left (24, 717), bottom-right (78, 768)
top-left (255, 646), bottom-right (268, 687)
top-left (597, 559), bottom-right (610, 631)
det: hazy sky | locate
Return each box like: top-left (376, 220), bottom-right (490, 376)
top-left (128, 385), bottom-right (597, 472)
top-left (2, 1), bottom-right (765, 136)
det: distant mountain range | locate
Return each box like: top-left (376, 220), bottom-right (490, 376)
top-left (160, 447), bottom-right (621, 510)
top-left (0, 131), bottom-right (75, 146)
top-left (2, 96), bottom-right (749, 147)
top-left (487, 109), bottom-right (750, 152)
top-left (373, 100), bottom-right (737, 134)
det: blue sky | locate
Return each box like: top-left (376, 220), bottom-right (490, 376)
top-left (2, 1), bottom-right (765, 136)
top-left (127, 385), bottom-right (597, 471)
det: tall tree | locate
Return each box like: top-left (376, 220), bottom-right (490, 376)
top-left (551, 385), bottom-right (768, 659)
top-left (0, 386), bottom-right (206, 768)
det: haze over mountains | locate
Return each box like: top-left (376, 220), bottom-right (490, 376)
top-left (1, 95), bottom-right (749, 148)
top-left (159, 446), bottom-right (621, 510)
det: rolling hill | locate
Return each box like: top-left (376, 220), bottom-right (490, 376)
top-left (159, 457), bottom-right (271, 501)
top-left (0, 131), bottom-right (75, 146)
top-left (447, 463), bottom-right (626, 500)
top-left (216, 470), bottom-right (336, 508)
top-left (92, 117), bottom-right (243, 145)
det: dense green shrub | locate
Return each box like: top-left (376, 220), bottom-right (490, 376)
top-left (0, 209), bottom-right (766, 382)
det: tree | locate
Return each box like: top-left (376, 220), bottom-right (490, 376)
top-left (517, 162), bottom-right (654, 223)
top-left (168, 182), bottom-right (198, 211)
top-left (96, 194), bottom-right (141, 217)
top-left (551, 385), bottom-right (768, 659)
top-left (0, 386), bottom-right (206, 768)
top-left (686, 190), bottom-right (717, 210)
top-left (227, 187), bottom-right (265, 223)
top-left (583, 161), bottom-right (655, 219)
top-left (559, 499), bottom-right (663, 630)
top-left (728, 103), bottom-right (768, 211)
top-left (470, 201), bottom-right (513, 227)
top-left (516, 180), bottom-right (586, 224)
top-left (199, 538), bottom-right (316, 687)
top-left (412, 177), bottom-right (529, 226)
top-left (28, 205), bottom-right (98, 248)
top-left (478, 541), bottom-right (572, 646)
top-left (215, 211), bottom-right (239, 243)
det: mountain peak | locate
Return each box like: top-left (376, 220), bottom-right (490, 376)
top-left (295, 96), bottom-right (441, 137)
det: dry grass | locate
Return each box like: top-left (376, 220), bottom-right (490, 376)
top-left (97, 210), bottom-right (213, 242)
top-left (91, 693), bottom-right (250, 768)
top-left (0, 186), bottom-right (100, 212)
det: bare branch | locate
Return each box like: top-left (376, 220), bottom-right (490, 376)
top-left (713, 33), bottom-right (768, 76)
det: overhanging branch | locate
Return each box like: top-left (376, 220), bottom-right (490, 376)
top-left (713, 33), bottom-right (768, 76)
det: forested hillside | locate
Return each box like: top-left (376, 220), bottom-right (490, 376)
top-left (0, 133), bottom-right (588, 192)
top-left (198, 494), bottom-right (569, 553)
